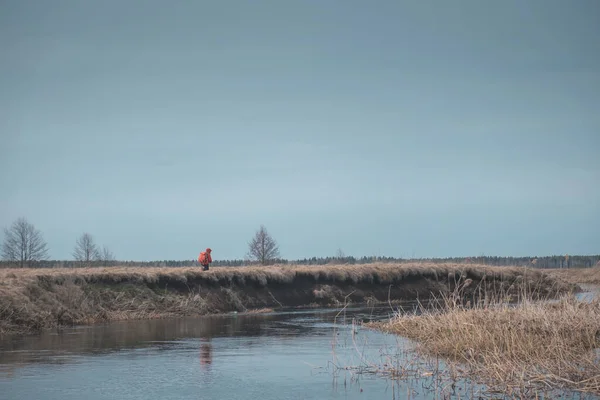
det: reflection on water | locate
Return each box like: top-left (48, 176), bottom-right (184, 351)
top-left (3, 306), bottom-right (427, 400)
top-left (0, 307), bottom-right (391, 368)
top-left (0, 312), bottom-right (276, 366)
top-left (199, 338), bottom-right (212, 371)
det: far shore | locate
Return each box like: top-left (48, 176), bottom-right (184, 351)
top-left (0, 263), bottom-right (577, 336)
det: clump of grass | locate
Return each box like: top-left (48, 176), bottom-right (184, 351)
top-left (245, 307), bottom-right (274, 314)
top-left (368, 288), bottom-right (600, 396)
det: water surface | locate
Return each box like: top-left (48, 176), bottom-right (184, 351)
top-left (2, 300), bottom-right (598, 400)
top-left (0, 305), bottom-right (453, 400)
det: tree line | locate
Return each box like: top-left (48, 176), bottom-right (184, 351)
top-left (1, 217), bottom-right (599, 269)
top-left (1, 217), bottom-right (116, 267)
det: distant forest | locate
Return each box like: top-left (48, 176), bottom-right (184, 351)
top-left (1, 254), bottom-right (599, 269)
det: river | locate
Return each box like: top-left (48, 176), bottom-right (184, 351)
top-left (0, 303), bottom-right (480, 400)
top-left (1, 298), bottom-right (598, 400)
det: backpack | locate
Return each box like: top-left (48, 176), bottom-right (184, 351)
top-left (199, 251), bottom-right (209, 265)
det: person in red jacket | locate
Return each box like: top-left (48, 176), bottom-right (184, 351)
top-left (198, 248), bottom-right (212, 271)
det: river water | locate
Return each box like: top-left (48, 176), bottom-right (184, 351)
top-left (0, 304), bottom-right (477, 400)
top-left (1, 298), bottom-right (599, 400)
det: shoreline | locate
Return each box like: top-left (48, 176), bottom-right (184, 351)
top-left (364, 270), bottom-right (600, 397)
top-left (0, 263), bottom-right (576, 336)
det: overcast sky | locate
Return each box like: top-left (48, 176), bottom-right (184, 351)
top-left (1, 0), bottom-right (599, 261)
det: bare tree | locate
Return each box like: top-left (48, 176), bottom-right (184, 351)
top-left (100, 245), bottom-right (115, 266)
top-left (1, 217), bottom-right (49, 267)
top-left (73, 233), bottom-right (100, 265)
top-left (247, 225), bottom-right (280, 265)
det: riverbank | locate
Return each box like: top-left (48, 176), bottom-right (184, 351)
top-left (366, 285), bottom-right (600, 397)
top-left (0, 263), bottom-right (575, 336)
top-left (543, 267), bottom-right (600, 285)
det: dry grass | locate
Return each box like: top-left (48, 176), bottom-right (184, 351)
top-left (244, 307), bottom-right (274, 314)
top-left (367, 285), bottom-right (600, 397)
top-left (0, 262), bottom-right (574, 287)
top-left (543, 267), bottom-right (600, 285)
top-left (0, 263), bottom-right (575, 336)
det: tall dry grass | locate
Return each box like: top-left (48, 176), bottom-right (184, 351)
top-left (367, 282), bottom-right (600, 397)
top-left (0, 263), bottom-right (574, 292)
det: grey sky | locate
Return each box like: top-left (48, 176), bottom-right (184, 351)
top-left (1, 0), bottom-right (599, 261)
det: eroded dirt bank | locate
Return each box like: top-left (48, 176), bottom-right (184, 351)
top-left (0, 263), bottom-right (575, 335)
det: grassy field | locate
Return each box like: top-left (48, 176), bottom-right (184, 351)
top-left (0, 263), bottom-right (575, 336)
top-left (366, 272), bottom-right (600, 397)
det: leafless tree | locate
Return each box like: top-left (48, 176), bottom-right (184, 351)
top-left (73, 233), bottom-right (100, 265)
top-left (247, 225), bottom-right (280, 265)
top-left (100, 245), bottom-right (115, 266)
top-left (1, 217), bottom-right (49, 267)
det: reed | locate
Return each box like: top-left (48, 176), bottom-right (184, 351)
top-left (367, 279), bottom-right (600, 397)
